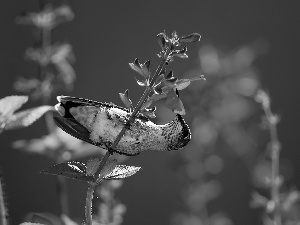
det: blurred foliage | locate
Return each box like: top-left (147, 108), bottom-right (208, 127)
top-left (14, 4), bottom-right (75, 101)
top-left (169, 43), bottom-right (263, 225)
top-left (8, 3), bottom-right (131, 224)
top-left (167, 42), bottom-right (300, 225)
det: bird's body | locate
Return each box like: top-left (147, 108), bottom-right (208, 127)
top-left (54, 96), bottom-right (190, 156)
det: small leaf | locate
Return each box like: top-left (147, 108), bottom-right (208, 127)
top-left (154, 74), bottom-right (165, 87)
top-left (161, 80), bottom-right (175, 88)
top-left (41, 161), bottom-right (93, 182)
top-left (141, 60), bottom-right (150, 79)
top-left (175, 75), bottom-right (206, 90)
top-left (86, 158), bottom-right (101, 176)
top-left (0, 95), bottom-right (28, 116)
top-left (174, 53), bottom-right (188, 59)
top-left (104, 165), bottom-right (141, 180)
top-left (129, 58), bottom-right (142, 74)
top-left (159, 68), bottom-right (166, 76)
top-left (119, 89), bottom-right (133, 111)
top-left (149, 93), bottom-right (167, 102)
top-left (172, 31), bottom-right (178, 40)
top-left (129, 58), bottom-right (150, 79)
top-left (4, 105), bottom-right (54, 130)
top-left (165, 77), bottom-right (177, 83)
top-left (175, 79), bottom-right (191, 90)
top-left (157, 33), bottom-right (167, 50)
top-left (98, 159), bottom-right (117, 181)
top-left (179, 33), bottom-right (201, 43)
top-left (171, 46), bottom-right (188, 59)
top-left (134, 77), bottom-right (148, 87)
top-left (140, 99), bottom-right (153, 111)
top-left (161, 86), bottom-right (173, 94)
top-left (165, 71), bottom-right (174, 79)
top-left (164, 91), bottom-right (186, 115)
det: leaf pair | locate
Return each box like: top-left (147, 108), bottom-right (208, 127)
top-left (41, 157), bottom-right (141, 185)
top-left (129, 58), bottom-right (150, 87)
top-left (119, 89), bottom-right (133, 112)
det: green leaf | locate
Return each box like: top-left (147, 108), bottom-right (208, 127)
top-left (86, 157), bottom-right (101, 176)
top-left (155, 74), bottom-right (165, 86)
top-left (41, 161), bottom-right (93, 182)
top-left (0, 95), bottom-right (28, 117)
top-left (129, 58), bottom-right (142, 74)
top-left (173, 99), bottom-right (185, 115)
top-left (129, 58), bottom-right (150, 79)
top-left (104, 165), bottom-right (141, 180)
top-left (165, 77), bottom-right (177, 83)
top-left (179, 33), bottom-right (201, 43)
top-left (141, 60), bottom-right (150, 79)
top-left (98, 159), bottom-right (117, 181)
top-left (164, 91), bottom-right (186, 115)
top-left (157, 32), bottom-right (168, 50)
top-left (134, 77), bottom-right (148, 87)
top-left (140, 99), bottom-right (153, 111)
top-left (119, 89), bottom-right (133, 111)
top-left (165, 71), bottom-right (173, 79)
top-left (161, 86), bottom-right (173, 94)
top-left (171, 46), bottom-right (188, 59)
top-left (149, 93), bottom-right (167, 102)
top-left (4, 105), bottom-right (54, 130)
top-left (174, 75), bottom-right (206, 90)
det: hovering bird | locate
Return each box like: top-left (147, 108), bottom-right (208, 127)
top-left (54, 96), bottom-right (191, 156)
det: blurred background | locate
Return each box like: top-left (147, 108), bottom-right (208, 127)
top-left (0, 1), bottom-right (299, 225)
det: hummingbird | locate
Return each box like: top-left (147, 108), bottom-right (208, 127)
top-left (54, 95), bottom-right (191, 156)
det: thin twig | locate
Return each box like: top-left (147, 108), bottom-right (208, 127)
top-left (258, 90), bottom-right (281, 225)
top-left (85, 184), bottom-right (95, 225)
top-left (263, 107), bottom-right (281, 225)
top-left (0, 179), bottom-right (7, 225)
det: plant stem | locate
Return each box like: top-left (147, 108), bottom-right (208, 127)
top-left (263, 103), bottom-right (281, 225)
top-left (95, 47), bottom-right (171, 176)
top-left (89, 47), bottom-right (171, 224)
top-left (0, 179), bottom-right (7, 225)
top-left (40, 19), bottom-right (70, 216)
top-left (85, 184), bottom-right (95, 225)
top-left (56, 175), bottom-right (69, 216)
